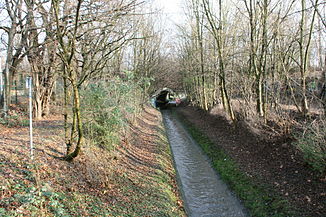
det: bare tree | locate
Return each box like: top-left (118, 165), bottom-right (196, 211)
top-left (52, 0), bottom-right (142, 160)
top-left (132, 16), bottom-right (163, 99)
top-left (298, 0), bottom-right (319, 116)
top-left (0, 0), bottom-right (26, 117)
top-left (202, 0), bottom-right (235, 121)
top-left (23, 0), bottom-right (59, 119)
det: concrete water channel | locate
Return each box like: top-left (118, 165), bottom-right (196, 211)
top-left (162, 110), bottom-right (248, 217)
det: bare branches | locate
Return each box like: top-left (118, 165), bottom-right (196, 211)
top-left (178, 0), bottom-right (325, 122)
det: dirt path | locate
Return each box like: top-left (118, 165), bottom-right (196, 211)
top-left (177, 106), bottom-right (325, 217)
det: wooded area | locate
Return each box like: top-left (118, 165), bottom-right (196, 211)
top-left (176, 0), bottom-right (325, 175)
top-left (0, 0), bottom-right (164, 160)
top-left (0, 0), bottom-right (325, 216)
top-left (0, 0), bottom-right (325, 174)
top-left (179, 0), bottom-right (325, 117)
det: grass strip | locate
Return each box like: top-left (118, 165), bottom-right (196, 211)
top-left (174, 111), bottom-right (297, 217)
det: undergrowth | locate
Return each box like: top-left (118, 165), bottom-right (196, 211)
top-left (81, 71), bottom-right (144, 150)
top-left (0, 163), bottom-right (72, 216)
top-left (294, 119), bottom-right (326, 175)
top-left (174, 111), bottom-right (297, 217)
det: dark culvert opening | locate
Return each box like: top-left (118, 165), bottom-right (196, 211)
top-left (151, 88), bottom-right (180, 109)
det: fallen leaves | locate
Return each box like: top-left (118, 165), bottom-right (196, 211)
top-left (178, 106), bottom-right (326, 217)
top-left (0, 107), bottom-right (185, 216)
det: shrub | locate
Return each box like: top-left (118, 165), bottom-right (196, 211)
top-left (81, 72), bottom-right (145, 149)
top-left (294, 119), bottom-right (326, 175)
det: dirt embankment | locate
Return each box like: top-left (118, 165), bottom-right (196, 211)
top-left (177, 106), bottom-right (325, 217)
top-left (0, 106), bottom-right (185, 216)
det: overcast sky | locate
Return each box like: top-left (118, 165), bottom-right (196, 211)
top-left (151, 0), bottom-right (187, 50)
top-left (153, 0), bottom-right (187, 27)
top-left (0, 0), bottom-right (188, 63)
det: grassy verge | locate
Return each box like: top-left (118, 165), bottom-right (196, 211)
top-left (174, 111), bottom-right (297, 217)
top-left (0, 108), bottom-right (184, 216)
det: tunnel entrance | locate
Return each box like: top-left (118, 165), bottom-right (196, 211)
top-left (151, 88), bottom-right (179, 109)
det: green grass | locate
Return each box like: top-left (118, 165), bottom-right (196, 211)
top-left (174, 111), bottom-right (297, 217)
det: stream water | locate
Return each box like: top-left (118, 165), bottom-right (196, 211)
top-left (162, 110), bottom-right (248, 217)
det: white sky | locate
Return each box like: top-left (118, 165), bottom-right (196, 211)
top-left (0, 0), bottom-right (187, 62)
top-left (153, 0), bottom-right (187, 27)
top-left (151, 0), bottom-right (187, 51)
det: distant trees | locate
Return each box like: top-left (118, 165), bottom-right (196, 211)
top-left (132, 14), bottom-right (163, 99)
top-left (178, 0), bottom-right (325, 121)
top-left (25, 0), bottom-right (58, 119)
top-left (1, 0), bottom-right (26, 117)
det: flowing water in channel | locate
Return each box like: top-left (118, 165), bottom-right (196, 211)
top-left (162, 110), bottom-right (248, 217)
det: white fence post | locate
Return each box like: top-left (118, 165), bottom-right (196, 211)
top-left (26, 77), bottom-right (33, 160)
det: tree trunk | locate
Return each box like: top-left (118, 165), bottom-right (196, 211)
top-left (32, 62), bottom-right (43, 119)
top-left (202, 0), bottom-right (235, 121)
top-left (259, 0), bottom-right (268, 119)
top-left (199, 26), bottom-right (208, 111)
top-left (299, 0), bottom-right (309, 116)
top-left (64, 82), bottom-right (84, 161)
top-left (299, 0), bottom-right (319, 116)
top-left (0, 71), bottom-right (3, 108)
top-left (219, 64), bottom-right (235, 121)
top-left (323, 57), bottom-right (326, 114)
top-left (3, 24), bottom-right (16, 117)
top-left (63, 70), bottom-right (70, 154)
top-left (2, 65), bottom-right (9, 117)
top-left (256, 74), bottom-right (264, 117)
